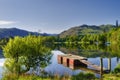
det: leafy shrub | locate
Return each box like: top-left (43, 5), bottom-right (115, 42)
top-left (112, 64), bottom-right (120, 74)
top-left (71, 72), bottom-right (95, 80)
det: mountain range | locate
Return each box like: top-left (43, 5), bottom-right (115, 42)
top-left (0, 24), bottom-right (117, 39)
top-left (0, 28), bottom-right (57, 38)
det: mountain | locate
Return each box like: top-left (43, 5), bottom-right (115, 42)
top-left (0, 28), bottom-right (56, 38)
top-left (59, 24), bottom-right (115, 38)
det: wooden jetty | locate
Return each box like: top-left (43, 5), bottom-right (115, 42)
top-left (58, 54), bottom-right (108, 73)
top-left (76, 66), bottom-right (102, 74)
top-left (58, 54), bottom-right (87, 68)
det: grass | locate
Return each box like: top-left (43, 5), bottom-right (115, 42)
top-left (2, 69), bottom-right (120, 80)
top-left (103, 73), bottom-right (120, 80)
top-left (2, 73), bottom-right (50, 80)
top-left (71, 72), bottom-right (96, 80)
top-left (1, 72), bottom-right (96, 80)
top-left (102, 64), bottom-right (120, 80)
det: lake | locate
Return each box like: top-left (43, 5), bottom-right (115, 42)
top-left (0, 58), bottom-right (5, 79)
top-left (45, 50), bottom-right (119, 78)
top-left (0, 49), bottom-right (120, 79)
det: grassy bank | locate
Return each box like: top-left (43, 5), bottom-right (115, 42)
top-left (2, 72), bottom-right (96, 80)
top-left (103, 73), bottom-right (120, 80)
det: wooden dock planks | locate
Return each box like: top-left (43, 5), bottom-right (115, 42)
top-left (80, 60), bottom-right (106, 71)
top-left (58, 54), bottom-right (87, 60)
top-left (58, 54), bottom-right (107, 72)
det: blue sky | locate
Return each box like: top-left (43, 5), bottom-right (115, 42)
top-left (0, 0), bottom-right (120, 33)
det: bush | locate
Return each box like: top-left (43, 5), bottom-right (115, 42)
top-left (112, 64), bottom-right (120, 74)
top-left (113, 67), bottom-right (120, 73)
top-left (71, 72), bottom-right (96, 80)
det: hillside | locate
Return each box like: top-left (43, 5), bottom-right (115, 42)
top-left (59, 24), bottom-right (115, 38)
top-left (0, 28), bottom-right (56, 38)
top-left (0, 28), bottom-right (41, 38)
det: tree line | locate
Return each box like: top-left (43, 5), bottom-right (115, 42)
top-left (55, 27), bottom-right (120, 45)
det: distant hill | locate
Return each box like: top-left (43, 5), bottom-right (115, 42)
top-left (0, 28), bottom-right (56, 38)
top-left (59, 24), bottom-right (115, 38)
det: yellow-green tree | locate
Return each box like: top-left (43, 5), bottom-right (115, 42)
top-left (3, 35), bottom-right (52, 74)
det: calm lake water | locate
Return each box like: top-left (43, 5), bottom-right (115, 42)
top-left (0, 58), bottom-right (5, 79)
top-left (45, 50), bottom-right (120, 78)
top-left (0, 50), bottom-right (120, 79)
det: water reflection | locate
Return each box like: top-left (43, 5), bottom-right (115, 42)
top-left (1, 44), bottom-right (120, 79)
top-left (0, 50), bottom-right (120, 78)
top-left (55, 44), bottom-right (120, 58)
top-left (0, 58), bottom-right (5, 79)
top-left (45, 50), bottom-right (82, 75)
top-left (0, 58), bottom-right (4, 66)
top-left (45, 50), bottom-right (120, 78)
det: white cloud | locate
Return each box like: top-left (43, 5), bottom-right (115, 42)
top-left (0, 20), bottom-right (15, 25)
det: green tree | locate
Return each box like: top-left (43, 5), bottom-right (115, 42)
top-left (3, 35), bottom-right (52, 74)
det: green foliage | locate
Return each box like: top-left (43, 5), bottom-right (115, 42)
top-left (108, 27), bottom-right (120, 44)
top-left (2, 72), bottom-right (97, 80)
top-left (55, 33), bottom-right (108, 45)
top-left (112, 64), bottom-right (120, 74)
top-left (3, 35), bottom-right (53, 74)
top-left (103, 73), bottom-right (120, 80)
top-left (2, 73), bottom-right (50, 80)
top-left (0, 38), bottom-right (9, 49)
top-left (71, 72), bottom-right (96, 80)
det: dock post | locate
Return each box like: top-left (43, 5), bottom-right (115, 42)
top-left (63, 57), bottom-right (67, 66)
top-left (69, 59), bottom-right (74, 69)
top-left (108, 58), bottom-right (111, 72)
top-left (100, 57), bottom-right (103, 78)
top-left (57, 55), bottom-right (63, 64)
top-left (117, 57), bottom-right (119, 63)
